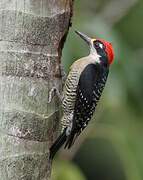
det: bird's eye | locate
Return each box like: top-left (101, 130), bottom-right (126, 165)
top-left (93, 41), bottom-right (104, 49)
top-left (93, 41), bottom-right (99, 48)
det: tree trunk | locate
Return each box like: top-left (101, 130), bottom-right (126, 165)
top-left (0, 0), bottom-right (73, 179)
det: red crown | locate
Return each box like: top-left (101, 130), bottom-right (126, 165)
top-left (98, 39), bottom-right (114, 65)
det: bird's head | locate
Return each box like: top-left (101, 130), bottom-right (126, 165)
top-left (75, 30), bottom-right (114, 66)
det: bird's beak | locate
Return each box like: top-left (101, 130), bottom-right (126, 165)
top-left (75, 30), bottom-right (91, 46)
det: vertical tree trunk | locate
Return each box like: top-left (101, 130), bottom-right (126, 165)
top-left (0, 0), bottom-right (73, 179)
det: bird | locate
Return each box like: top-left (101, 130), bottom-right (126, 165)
top-left (49, 30), bottom-right (114, 159)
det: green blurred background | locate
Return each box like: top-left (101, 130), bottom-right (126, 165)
top-left (52, 0), bottom-right (143, 179)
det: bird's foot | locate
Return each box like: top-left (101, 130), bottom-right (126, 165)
top-left (48, 87), bottom-right (63, 103)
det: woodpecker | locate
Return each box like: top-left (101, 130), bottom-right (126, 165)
top-left (50, 30), bottom-right (114, 159)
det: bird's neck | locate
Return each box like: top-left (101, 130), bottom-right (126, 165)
top-left (88, 53), bottom-right (101, 64)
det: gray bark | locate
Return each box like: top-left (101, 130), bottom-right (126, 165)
top-left (0, 0), bottom-right (73, 179)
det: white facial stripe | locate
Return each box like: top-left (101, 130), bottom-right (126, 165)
top-left (99, 43), bottom-right (103, 49)
top-left (90, 43), bottom-right (100, 62)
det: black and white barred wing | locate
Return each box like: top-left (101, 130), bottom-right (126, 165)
top-left (65, 64), bottom-right (108, 148)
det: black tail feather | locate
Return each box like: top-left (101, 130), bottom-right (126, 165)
top-left (49, 129), bottom-right (67, 159)
top-left (64, 131), bottom-right (77, 149)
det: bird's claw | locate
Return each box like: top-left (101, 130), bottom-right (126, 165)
top-left (48, 87), bottom-right (63, 103)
